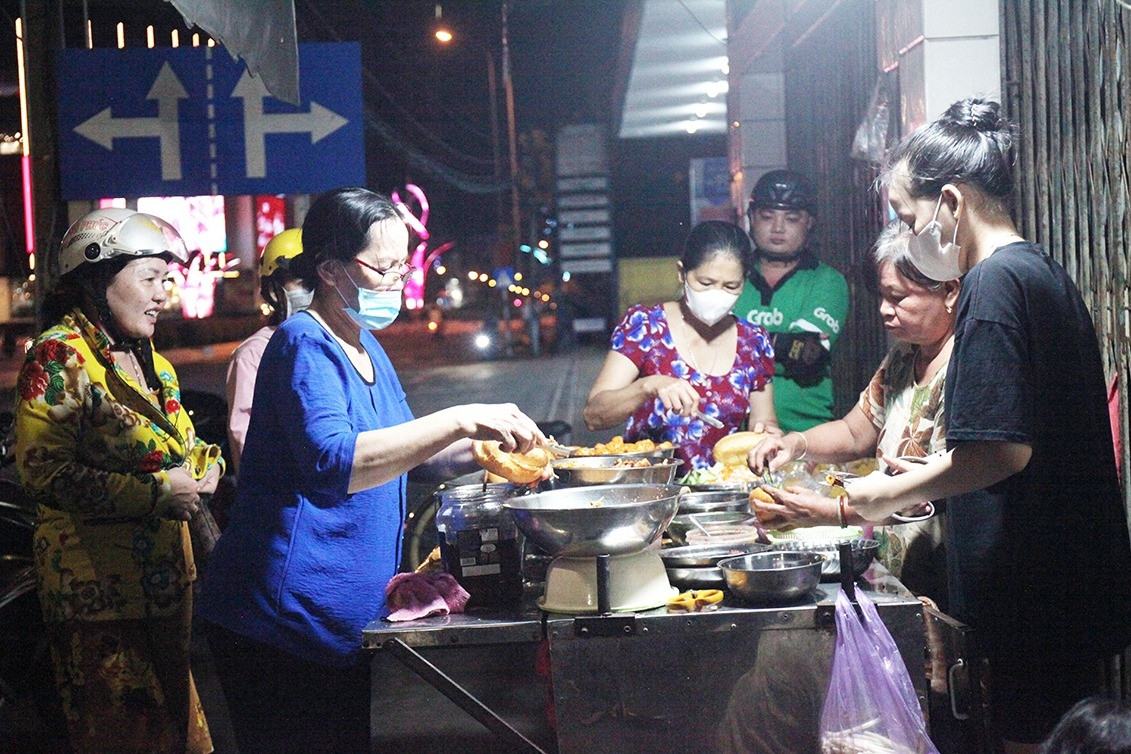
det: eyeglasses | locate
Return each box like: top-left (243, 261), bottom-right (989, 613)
top-left (354, 258), bottom-right (414, 282)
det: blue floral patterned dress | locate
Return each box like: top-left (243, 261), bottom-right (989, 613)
top-left (610, 303), bottom-right (775, 470)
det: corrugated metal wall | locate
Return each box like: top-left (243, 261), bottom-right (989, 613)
top-left (1001, 0), bottom-right (1131, 501)
top-left (784, 0), bottom-right (888, 416)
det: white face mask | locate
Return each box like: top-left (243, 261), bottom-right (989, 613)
top-left (906, 195), bottom-right (962, 281)
top-left (284, 287), bottom-right (313, 318)
top-left (684, 284), bottom-right (739, 327)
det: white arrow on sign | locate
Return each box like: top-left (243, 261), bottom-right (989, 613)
top-left (73, 62), bottom-right (187, 181)
top-left (231, 70), bottom-right (348, 178)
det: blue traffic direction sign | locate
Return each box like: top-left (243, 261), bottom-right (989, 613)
top-left (56, 42), bottom-right (365, 199)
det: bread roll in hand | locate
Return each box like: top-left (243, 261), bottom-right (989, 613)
top-left (471, 440), bottom-right (553, 485)
top-left (712, 431), bottom-right (771, 468)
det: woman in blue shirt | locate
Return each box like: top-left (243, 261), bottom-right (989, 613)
top-left (197, 187), bottom-right (544, 753)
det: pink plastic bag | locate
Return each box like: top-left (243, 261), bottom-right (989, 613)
top-left (819, 589), bottom-right (939, 753)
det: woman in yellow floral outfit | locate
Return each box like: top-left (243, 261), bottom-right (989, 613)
top-left (14, 208), bottom-right (223, 753)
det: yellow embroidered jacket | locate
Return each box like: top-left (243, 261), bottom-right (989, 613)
top-left (14, 309), bottom-right (223, 623)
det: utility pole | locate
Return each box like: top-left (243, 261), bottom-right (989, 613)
top-left (501, 0), bottom-right (521, 277)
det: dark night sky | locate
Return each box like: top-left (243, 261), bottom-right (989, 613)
top-left (0, 1), bottom-right (712, 267)
top-left (0, 0), bottom-right (629, 260)
top-left (293, 0), bottom-right (629, 241)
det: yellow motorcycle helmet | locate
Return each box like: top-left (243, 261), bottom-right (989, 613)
top-left (260, 228), bottom-right (302, 278)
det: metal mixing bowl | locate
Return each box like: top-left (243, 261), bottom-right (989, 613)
top-left (659, 541), bottom-right (771, 568)
top-left (667, 511), bottom-right (758, 546)
top-left (772, 538), bottom-right (880, 580)
top-left (503, 484), bottom-right (684, 557)
top-left (718, 551), bottom-right (826, 604)
top-left (550, 457), bottom-right (682, 487)
top-left (572, 446), bottom-right (677, 462)
top-left (680, 482), bottom-right (757, 494)
top-left (677, 490), bottom-right (752, 515)
top-left (434, 481), bottom-right (523, 506)
top-left (665, 565), bottom-right (726, 589)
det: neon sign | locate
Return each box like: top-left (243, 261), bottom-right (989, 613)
top-left (390, 183), bottom-right (451, 311)
top-left (167, 252), bottom-right (238, 319)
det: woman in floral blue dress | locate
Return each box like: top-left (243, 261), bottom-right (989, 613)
top-left (584, 221), bottom-right (777, 470)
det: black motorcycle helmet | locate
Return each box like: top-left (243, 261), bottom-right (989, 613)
top-left (748, 170), bottom-right (816, 215)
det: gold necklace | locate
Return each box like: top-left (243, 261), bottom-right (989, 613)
top-left (120, 350), bottom-right (150, 390)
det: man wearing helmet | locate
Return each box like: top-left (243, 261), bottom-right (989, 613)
top-left (13, 208), bottom-right (224, 752)
top-left (225, 228), bottom-right (311, 475)
top-left (734, 169), bottom-right (849, 432)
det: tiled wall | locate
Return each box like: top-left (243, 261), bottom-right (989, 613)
top-left (727, 0), bottom-right (1002, 206)
top-left (879, 0), bottom-right (1001, 133)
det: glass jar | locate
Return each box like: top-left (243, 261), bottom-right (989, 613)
top-left (434, 483), bottom-right (523, 609)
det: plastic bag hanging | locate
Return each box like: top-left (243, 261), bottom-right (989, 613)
top-left (851, 77), bottom-right (893, 164)
top-left (819, 589), bottom-right (939, 754)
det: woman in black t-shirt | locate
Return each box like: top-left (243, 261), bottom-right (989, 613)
top-left (844, 98), bottom-right (1131, 751)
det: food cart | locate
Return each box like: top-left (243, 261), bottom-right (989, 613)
top-left (365, 574), bottom-right (956, 752)
top-left (364, 560), bottom-right (981, 751)
top-left (365, 466), bottom-right (986, 752)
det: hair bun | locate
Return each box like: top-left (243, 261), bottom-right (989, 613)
top-left (945, 97), bottom-right (1005, 132)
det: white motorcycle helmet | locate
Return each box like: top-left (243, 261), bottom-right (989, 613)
top-left (56, 208), bottom-right (190, 279)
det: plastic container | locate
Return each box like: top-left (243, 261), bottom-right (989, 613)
top-left (435, 484), bottom-right (523, 609)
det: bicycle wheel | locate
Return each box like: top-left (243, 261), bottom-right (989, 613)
top-left (401, 495), bottom-right (439, 572)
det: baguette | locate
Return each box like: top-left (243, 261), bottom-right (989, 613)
top-left (471, 440), bottom-right (552, 485)
top-left (712, 431), bottom-right (771, 468)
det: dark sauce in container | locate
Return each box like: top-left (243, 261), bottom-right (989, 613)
top-left (435, 483), bottom-right (523, 609)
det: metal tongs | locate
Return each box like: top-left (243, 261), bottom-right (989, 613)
top-left (543, 439), bottom-right (574, 457)
top-left (694, 409), bottom-right (724, 429)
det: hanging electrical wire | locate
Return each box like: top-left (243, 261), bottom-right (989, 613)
top-left (676, 0), bottom-right (728, 46)
top-left (364, 111), bottom-right (510, 194)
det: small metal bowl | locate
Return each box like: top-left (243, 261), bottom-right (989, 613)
top-left (665, 565), bottom-right (726, 590)
top-left (718, 551), bottom-right (826, 604)
top-left (667, 511), bottom-right (758, 546)
top-left (772, 538), bottom-right (880, 581)
top-left (677, 490), bottom-right (752, 515)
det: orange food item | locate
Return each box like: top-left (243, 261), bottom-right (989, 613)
top-left (750, 487), bottom-right (775, 505)
top-left (667, 589), bottom-right (724, 613)
top-left (572, 436), bottom-right (674, 457)
top-left (471, 441), bottom-right (553, 485)
top-left (749, 487), bottom-right (776, 525)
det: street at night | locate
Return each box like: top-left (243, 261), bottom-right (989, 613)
top-left (4, 1), bottom-right (1131, 752)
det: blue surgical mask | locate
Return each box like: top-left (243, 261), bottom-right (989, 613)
top-left (336, 267), bottom-right (402, 330)
top-left (284, 287), bottom-right (313, 318)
